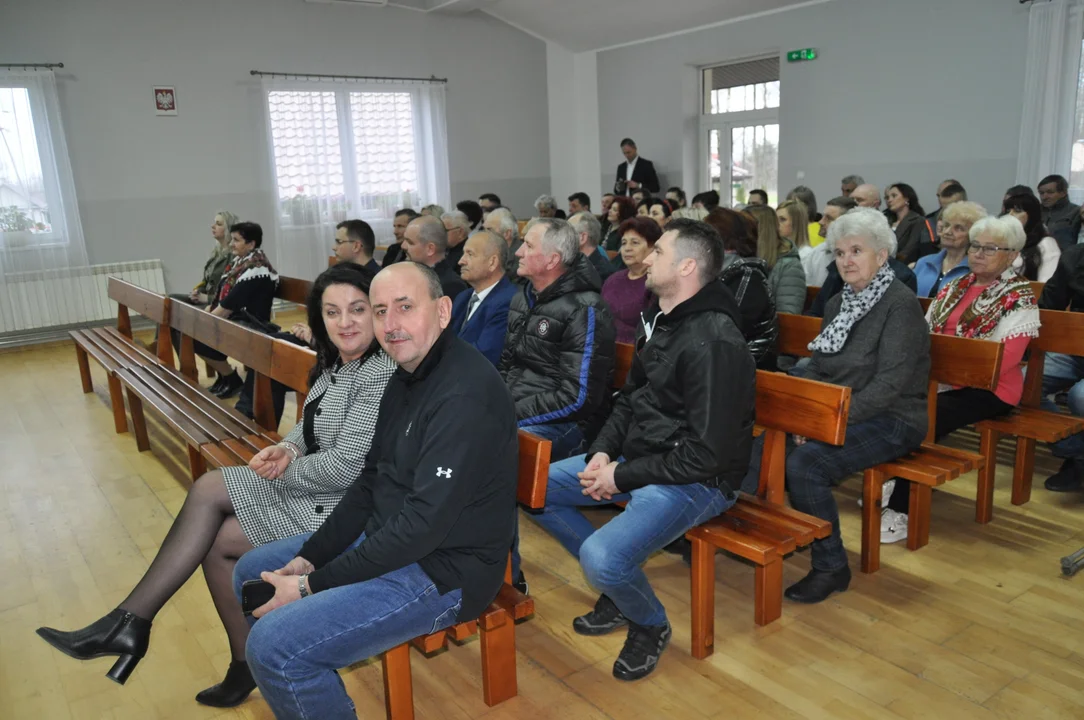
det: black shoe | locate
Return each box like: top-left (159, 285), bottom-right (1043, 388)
top-left (572, 594), bottom-right (629, 636)
top-left (36, 608), bottom-right (152, 685)
top-left (784, 566), bottom-right (851, 604)
top-left (663, 537), bottom-right (693, 566)
top-left (512, 571), bottom-right (529, 596)
top-left (195, 661), bottom-right (257, 708)
top-left (208, 375), bottom-right (227, 394)
top-left (612, 621), bottom-right (671, 682)
top-left (1045, 458), bottom-right (1083, 492)
top-left (213, 371), bottom-right (244, 399)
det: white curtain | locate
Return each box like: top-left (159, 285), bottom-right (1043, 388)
top-left (1016, 0), bottom-right (1084, 188)
top-left (259, 76), bottom-right (450, 281)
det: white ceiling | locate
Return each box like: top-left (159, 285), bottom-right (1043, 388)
top-left (479, 0), bottom-right (819, 52)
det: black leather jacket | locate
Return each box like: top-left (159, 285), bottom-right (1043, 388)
top-left (719, 255), bottom-right (779, 370)
top-left (500, 254), bottom-right (616, 437)
top-left (588, 279), bottom-right (756, 494)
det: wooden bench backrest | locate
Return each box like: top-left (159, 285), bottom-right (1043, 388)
top-left (614, 342), bottom-right (635, 390)
top-left (517, 429), bottom-right (552, 509)
top-left (269, 339), bottom-right (315, 392)
top-left (607, 250), bottom-right (619, 260)
top-left (804, 285), bottom-right (819, 312)
top-left (108, 277), bottom-right (170, 335)
top-left (169, 301), bottom-right (275, 376)
top-left (276, 276), bottom-right (313, 306)
top-left (1019, 308), bottom-right (1084, 406)
top-left (328, 255), bottom-right (338, 267)
top-left (776, 313), bottom-right (819, 357)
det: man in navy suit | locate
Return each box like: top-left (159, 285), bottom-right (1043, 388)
top-left (614, 138), bottom-right (660, 196)
top-left (451, 231), bottom-right (517, 365)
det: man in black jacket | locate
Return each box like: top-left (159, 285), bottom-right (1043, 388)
top-left (234, 262), bottom-right (518, 718)
top-left (615, 138), bottom-right (660, 196)
top-left (1040, 244), bottom-right (1084, 491)
top-left (402, 215), bottom-right (469, 298)
top-left (532, 219), bottom-right (756, 682)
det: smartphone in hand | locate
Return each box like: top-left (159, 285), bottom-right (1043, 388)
top-left (240, 579), bottom-right (276, 616)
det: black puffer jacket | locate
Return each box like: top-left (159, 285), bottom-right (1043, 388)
top-left (500, 254), bottom-right (616, 437)
top-left (589, 279), bottom-right (756, 494)
top-left (719, 254), bottom-right (779, 370)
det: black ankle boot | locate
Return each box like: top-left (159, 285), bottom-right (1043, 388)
top-left (195, 661), bottom-right (257, 708)
top-left (213, 371), bottom-right (244, 399)
top-left (1045, 458), bottom-right (1083, 492)
top-left (784, 566), bottom-right (851, 604)
top-left (36, 608), bottom-right (152, 684)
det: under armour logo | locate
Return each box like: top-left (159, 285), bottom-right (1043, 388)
top-left (405, 421), bottom-right (412, 436)
top-left (436, 467), bottom-right (453, 478)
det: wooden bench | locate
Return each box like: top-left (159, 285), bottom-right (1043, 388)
top-left (688, 369), bottom-right (848, 657)
top-left (379, 430), bottom-right (547, 719)
top-left (71, 277), bottom-right (173, 435)
top-left (971, 308), bottom-right (1084, 522)
top-left (275, 275), bottom-right (313, 306)
top-left (777, 312), bottom-right (1004, 570)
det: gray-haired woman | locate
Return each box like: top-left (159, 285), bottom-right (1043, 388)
top-left (740, 207), bottom-right (930, 604)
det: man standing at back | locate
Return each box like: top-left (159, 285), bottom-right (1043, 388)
top-left (402, 215), bottom-right (469, 298)
top-left (615, 138), bottom-right (660, 196)
top-left (532, 219), bottom-right (755, 681)
top-left (234, 262), bottom-right (518, 719)
top-left (452, 231), bottom-right (517, 366)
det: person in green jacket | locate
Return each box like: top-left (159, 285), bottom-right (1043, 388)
top-left (747, 204), bottom-right (806, 315)
top-left (184, 211), bottom-right (240, 304)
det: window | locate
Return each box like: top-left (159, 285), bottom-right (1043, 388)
top-left (267, 88), bottom-right (428, 228)
top-left (1070, 38), bottom-right (1084, 201)
top-left (0, 86), bottom-right (62, 245)
top-left (700, 57), bottom-right (780, 207)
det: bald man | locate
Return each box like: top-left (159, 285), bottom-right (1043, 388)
top-left (851, 184), bottom-right (882, 210)
top-left (402, 215), bottom-right (469, 298)
top-left (236, 262), bottom-right (517, 719)
top-left (452, 231), bottom-right (517, 365)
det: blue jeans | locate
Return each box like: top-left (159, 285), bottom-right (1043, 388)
top-left (742, 415), bottom-right (925, 572)
top-left (1042, 352), bottom-right (1084, 458)
top-left (532, 454), bottom-right (735, 627)
top-left (511, 421), bottom-right (585, 581)
top-left (234, 533), bottom-right (462, 720)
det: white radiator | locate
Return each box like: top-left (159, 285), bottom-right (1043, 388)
top-left (0, 260), bottom-right (165, 334)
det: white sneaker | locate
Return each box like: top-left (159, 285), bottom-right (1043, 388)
top-left (858, 478), bottom-right (897, 508)
top-left (880, 509), bottom-right (908, 544)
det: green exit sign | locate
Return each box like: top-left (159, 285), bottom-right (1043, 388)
top-left (787, 48), bottom-right (818, 62)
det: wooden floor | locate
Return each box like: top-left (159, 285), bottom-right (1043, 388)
top-left (3, 336), bottom-right (1084, 719)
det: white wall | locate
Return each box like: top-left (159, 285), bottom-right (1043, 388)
top-left (547, 43), bottom-right (602, 211)
top-left (596, 0), bottom-right (1031, 214)
top-left (1, 0), bottom-right (549, 291)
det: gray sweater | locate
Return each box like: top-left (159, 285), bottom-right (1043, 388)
top-left (803, 280), bottom-right (929, 433)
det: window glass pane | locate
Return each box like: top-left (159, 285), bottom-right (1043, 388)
top-left (728, 124), bottom-right (779, 206)
top-left (1071, 38), bottom-right (1084, 203)
top-left (350, 91), bottom-right (419, 215)
top-left (267, 91), bottom-right (344, 226)
top-left (0, 87), bottom-right (51, 233)
top-left (766, 81), bottom-right (780, 109)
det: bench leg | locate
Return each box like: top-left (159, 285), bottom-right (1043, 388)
top-left (906, 484), bottom-right (932, 551)
top-left (187, 445), bottom-right (207, 481)
top-left (126, 389), bottom-right (151, 452)
top-left (1012, 437), bottom-right (1035, 507)
top-left (689, 537), bottom-right (715, 658)
top-left (107, 374), bottom-right (127, 434)
top-left (860, 468), bottom-right (883, 574)
top-left (480, 607), bottom-right (516, 707)
top-left (381, 643), bottom-right (414, 720)
top-left (977, 428), bottom-right (1000, 524)
top-left (755, 556), bottom-right (783, 627)
top-left (75, 345), bottom-right (93, 393)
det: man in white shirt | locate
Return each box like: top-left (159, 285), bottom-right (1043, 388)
top-left (615, 138), bottom-right (660, 196)
top-left (451, 231), bottom-right (517, 366)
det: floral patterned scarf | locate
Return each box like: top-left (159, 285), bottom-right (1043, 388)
top-left (212, 248), bottom-right (278, 309)
top-left (926, 267), bottom-right (1039, 342)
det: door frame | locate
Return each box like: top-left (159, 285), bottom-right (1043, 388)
top-left (698, 108), bottom-right (779, 205)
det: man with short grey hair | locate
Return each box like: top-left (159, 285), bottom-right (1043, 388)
top-left (501, 218), bottom-right (616, 593)
top-left (402, 215), bottom-right (468, 298)
top-left (441, 210), bottom-right (471, 274)
top-left (484, 207), bottom-right (524, 279)
top-left (851, 183), bottom-right (882, 210)
top-left (570, 211), bottom-right (615, 282)
top-left (535, 194), bottom-right (558, 218)
top-left (451, 231), bottom-right (517, 366)
top-left (840, 175), bottom-right (865, 197)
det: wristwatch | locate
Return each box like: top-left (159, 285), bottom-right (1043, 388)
top-left (298, 574), bottom-right (311, 599)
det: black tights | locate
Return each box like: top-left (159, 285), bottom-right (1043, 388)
top-left (886, 388), bottom-right (1013, 514)
top-left (119, 470), bottom-right (254, 660)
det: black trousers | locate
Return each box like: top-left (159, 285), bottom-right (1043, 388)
top-left (234, 330), bottom-right (310, 426)
top-left (887, 388), bottom-right (1013, 513)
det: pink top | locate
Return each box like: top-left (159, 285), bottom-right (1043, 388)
top-left (944, 284), bottom-right (1030, 406)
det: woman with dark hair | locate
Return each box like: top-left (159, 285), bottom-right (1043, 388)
top-left (706, 208), bottom-right (779, 369)
top-left (646, 197), bottom-right (673, 229)
top-left (885, 183), bottom-right (932, 264)
top-left (36, 264), bottom-right (397, 707)
top-left (747, 204), bottom-right (807, 314)
top-left (602, 216), bottom-right (661, 342)
top-left (602, 195), bottom-right (637, 253)
top-left (1002, 192), bottom-right (1061, 282)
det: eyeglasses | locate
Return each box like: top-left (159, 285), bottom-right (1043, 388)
top-left (967, 242), bottom-right (1013, 256)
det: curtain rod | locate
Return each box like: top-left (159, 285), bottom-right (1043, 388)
top-left (0, 63), bottom-right (64, 69)
top-left (250, 70), bottom-right (446, 84)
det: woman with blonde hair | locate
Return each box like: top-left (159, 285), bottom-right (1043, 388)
top-left (778, 199), bottom-right (829, 286)
top-left (747, 204), bottom-right (806, 314)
